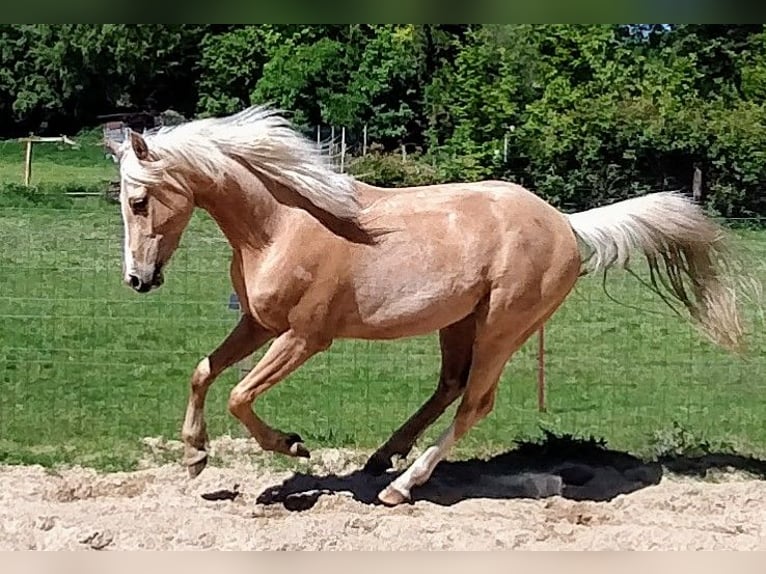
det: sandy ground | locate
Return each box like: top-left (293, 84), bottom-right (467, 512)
top-left (1, 437), bottom-right (765, 550)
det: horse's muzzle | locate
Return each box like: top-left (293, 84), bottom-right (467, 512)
top-left (127, 265), bottom-right (164, 293)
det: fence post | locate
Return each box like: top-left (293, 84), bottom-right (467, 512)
top-left (340, 127), bottom-right (346, 173)
top-left (363, 125), bottom-right (368, 156)
top-left (19, 134), bottom-right (77, 187)
top-left (692, 166), bottom-right (703, 203)
top-left (316, 125), bottom-right (321, 149)
top-left (24, 137), bottom-right (33, 186)
top-left (330, 126), bottom-right (335, 162)
top-left (503, 134), bottom-right (508, 163)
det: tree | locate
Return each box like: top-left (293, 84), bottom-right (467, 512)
top-left (196, 25), bottom-right (284, 117)
top-left (0, 24), bottom-right (204, 135)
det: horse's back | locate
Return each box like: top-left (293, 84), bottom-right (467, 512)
top-left (358, 179), bottom-right (561, 221)
top-left (358, 179), bottom-right (571, 247)
top-left (338, 179), bottom-right (580, 339)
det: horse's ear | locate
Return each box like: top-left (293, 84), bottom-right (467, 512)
top-left (129, 130), bottom-right (150, 161)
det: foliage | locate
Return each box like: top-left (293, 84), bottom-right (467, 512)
top-left (196, 25), bottom-right (284, 117)
top-left (346, 150), bottom-right (446, 187)
top-left (252, 36), bottom-right (347, 127)
top-left (0, 25), bottom-right (204, 135)
top-left (0, 182), bottom-right (75, 208)
top-left (2, 24), bottom-right (766, 215)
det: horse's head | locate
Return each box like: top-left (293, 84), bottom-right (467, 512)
top-left (108, 130), bottom-right (195, 294)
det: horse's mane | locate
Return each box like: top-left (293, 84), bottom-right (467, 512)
top-left (119, 106), bottom-right (361, 222)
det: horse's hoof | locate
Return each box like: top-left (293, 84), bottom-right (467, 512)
top-left (363, 453), bottom-right (393, 476)
top-left (377, 483), bottom-right (409, 507)
top-left (289, 442), bottom-right (311, 458)
top-left (286, 433), bottom-right (310, 458)
top-left (185, 452), bottom-right (208, 479)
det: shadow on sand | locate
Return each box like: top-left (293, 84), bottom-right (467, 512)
top-left (252, 431), bottom-right (766, 512)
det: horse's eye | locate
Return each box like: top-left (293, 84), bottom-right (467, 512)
top-left (130, 196), bottom-right (149, 215)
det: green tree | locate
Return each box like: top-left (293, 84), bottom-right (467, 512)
top-left (196, 25), bottom-right (284, 117)
top-left (0, 24), bottom-right (204, 135)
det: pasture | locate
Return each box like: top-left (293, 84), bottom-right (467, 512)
top-left (1, 135), bottom-right (765, 470)
top-left (1, 134), bottom-right (766, 550)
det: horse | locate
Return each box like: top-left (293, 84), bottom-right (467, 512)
top-left (106, 106), bottom-right (748, 506)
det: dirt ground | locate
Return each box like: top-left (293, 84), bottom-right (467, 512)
top-left (1, 437), bottom-right (765, 550)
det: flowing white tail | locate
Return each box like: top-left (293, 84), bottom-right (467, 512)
top-left (566, 191), bottom-right (748, 351)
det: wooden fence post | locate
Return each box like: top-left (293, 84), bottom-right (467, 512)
top-left (24, 138), bottom-right (33, 186)
top-left (18, 134), bottom-right (78, 187)
top-left (692, 167), bottom-right (703, 203)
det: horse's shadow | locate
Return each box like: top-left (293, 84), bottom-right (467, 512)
top-left (249, 431), bottom-right (766, 512)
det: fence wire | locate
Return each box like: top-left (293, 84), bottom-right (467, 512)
top-left (1, 204), bottom-right (765, 469)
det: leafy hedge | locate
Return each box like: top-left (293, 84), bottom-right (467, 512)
top-left (346, 152), bottom-right (447, 187)
top-left (3, 25), bottom-right (766, 217)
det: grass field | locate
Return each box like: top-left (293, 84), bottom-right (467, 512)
top-left (0, 129), bottom-right (115, 191)
top-left (1, 135), bottom-right (765, 472)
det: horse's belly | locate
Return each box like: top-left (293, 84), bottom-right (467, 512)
top-left (340, 214), bottom-right (494, 338)
top-left (340, 274), bottom-right (484, 339)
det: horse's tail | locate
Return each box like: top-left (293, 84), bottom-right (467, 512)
top-left (565, 191), bottom-right (755, 352)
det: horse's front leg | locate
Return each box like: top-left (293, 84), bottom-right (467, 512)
top-left (182, 314), bottom-right (272, 478)
top-left (227, 329), bottom-right (329, 458)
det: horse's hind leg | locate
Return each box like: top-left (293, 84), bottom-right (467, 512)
top-left (182, 314), bottom-right (272, 478)
top-left (363, 314), bottom-right (475, 475)
top-left (377, 300), bottom-right (567, 506)
top-left (377, 327), bottom-right (515, 506)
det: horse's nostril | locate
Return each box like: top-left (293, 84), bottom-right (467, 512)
top-left (152, 266), bottom-right (164, 286)
top-left (129, 275), bottom-right (141, 289)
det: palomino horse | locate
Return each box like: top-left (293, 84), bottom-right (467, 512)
top-left (107, 106), bottom-right (746, 506)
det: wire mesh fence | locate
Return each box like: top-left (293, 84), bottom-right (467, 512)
top-left (1, 202), bottom-right (765, 469)
top-left (301, 124), bottom-right (431, 172)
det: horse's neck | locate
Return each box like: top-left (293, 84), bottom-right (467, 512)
top-left (194, 175), bottom-right (283, 251)
top-left (194, 172), bottom-right (379, 252)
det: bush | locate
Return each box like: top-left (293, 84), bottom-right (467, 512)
top-left (346, 151), bottom-right (447, 188)
top-left (0, 182), bottom-right (78, 208)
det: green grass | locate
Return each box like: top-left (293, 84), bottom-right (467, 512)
top-left (0, 128), bottom-right (115, 190)
top-left (1, 145), bottom-right (765, 472)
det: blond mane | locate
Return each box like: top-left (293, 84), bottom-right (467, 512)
top-left (119, 106), bottom-right (361, 220)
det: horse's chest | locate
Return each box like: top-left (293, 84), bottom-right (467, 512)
top-left (239, 283), bottom-right (287, 333)
top-left (242, 265), bottom-right (317, 332)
